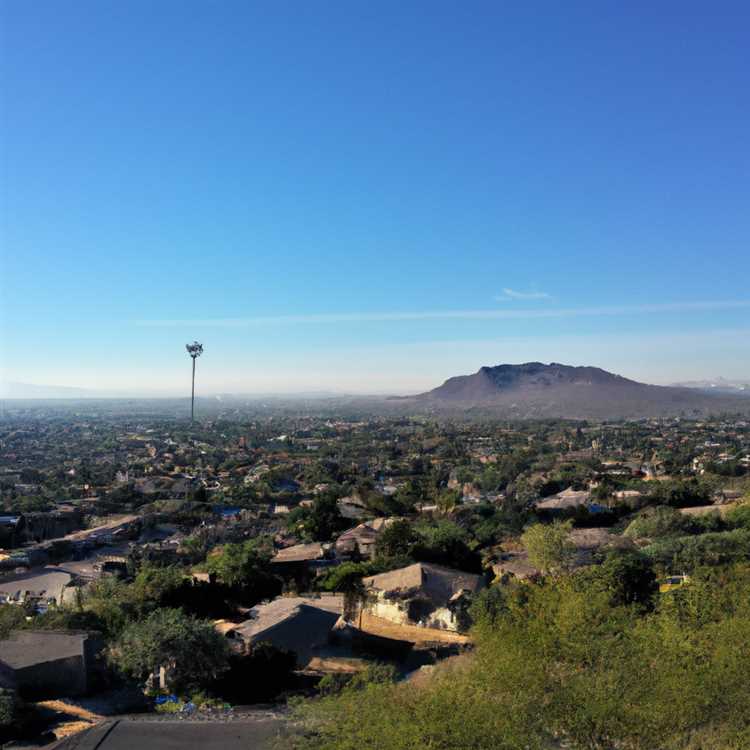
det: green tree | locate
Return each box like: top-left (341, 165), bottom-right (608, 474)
top-left (648, 478), bottom-right (711, 508)
top-left (376, 519), bottom-right (417, 559)
top-left (411, 520), bottom-right (483, 573)
top-left (521, 520), bottom-right (575, 575)
top-left (205, 538), bottom-right (273, 587)
top-left (292, 563), bottom-right (750, 750)
top-left (726, 502), bottom-right (750, 530)
top-left (0, 606), bottom-right (26, 639)
top-left (111, 608), bottom-right (229, 693)
top-left (576, 549), bottom-right (657, 608)
top-left (129, 564), bottom-right (185, 614)
top-left (84, 576), bottom-right (134, 638)
top-left (287, 494), bottom-right (348, 542)
top-left (624, 505), bottom-right (692, 540)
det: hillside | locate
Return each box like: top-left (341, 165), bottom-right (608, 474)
top-left (407, 362), bottom-right (750, 419)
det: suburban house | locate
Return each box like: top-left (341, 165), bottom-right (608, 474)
top-left (271, 542), bottom-right (326, 565)
top-left (535, 487), bottom-right (592, 511)
top-left (568, 527), bottom-right (617, 551)
top-left (360, 562), bottom-right (485, 632)
top-left (336, 495), bottom-right (368, 520)
top-left (536, 487), bottom-right (608, 514)
top-left (612, 489), bottom-right (646, 509)
top-left (713, 488), bottom-right (745, 504)
top-left (0, 630), bottom-right (104, 699)
top-left (225, 595), bottom-right (343, 668)
top-left (492, 528), bottom-right (620, 581)
top-left (270, 542), bottom-right (331, 584)
top-left (491, 552), bottom-right (540, 582)
top-left (335, 518), bottom-right (392, 560)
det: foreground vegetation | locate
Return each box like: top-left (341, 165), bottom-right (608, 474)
top-left (294, 562), bottom-right (750, 750)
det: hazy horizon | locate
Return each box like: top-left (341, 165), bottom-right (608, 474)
top-left (3, 343), bottom-right (749, 400)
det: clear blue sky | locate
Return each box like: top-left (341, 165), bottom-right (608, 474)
top-left (1, 1), bottom-right (749, 395)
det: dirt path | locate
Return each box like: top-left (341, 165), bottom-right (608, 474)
top-left (33, 699), bottom-right (105, 744)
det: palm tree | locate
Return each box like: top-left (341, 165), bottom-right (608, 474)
top-left (185, 341), bottom-right (203, 423)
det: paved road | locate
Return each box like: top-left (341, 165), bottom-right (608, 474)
top-left (0, 568), bottom-right (71, 604)
top-left (49, 714), bottom-right (295, 750)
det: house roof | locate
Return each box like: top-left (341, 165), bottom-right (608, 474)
top-left (567, 527), bottom-right (616, 550)
top-left (337, 502), bottom-right (368, 520)
top-left (492, 555), bottom-right (540, 580)
top-left (271, 542), bottom-right (324, 563)
top-left (363, 563), bottom-right (484, 607)
top-left (536, 487), bottom-right (591, 510)
top-left (0, 630), bottom-right (90, 670)
top-left (335, 518), bottom-right (394, 550)
top-left (336, 525), bottom-right (378, 550)
top-left (232, 596), bottom-right (343, 667)
top-left (234, 596), bottom-right (343, 641)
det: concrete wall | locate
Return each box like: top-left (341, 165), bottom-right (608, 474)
top-left (366, 596), bottom-right (459, 631)
top-left (15, 655), bottom-right (87, 699)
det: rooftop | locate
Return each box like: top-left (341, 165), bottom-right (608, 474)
top-left (234, 595), bottom-right (343, 640)
top-left (271, 542), bottom-right (325, 563)
top-left (0, 630), bottom-right (90, 670)
top-left (363, 562), bottom-right (484, 605)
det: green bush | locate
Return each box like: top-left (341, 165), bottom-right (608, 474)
top-left (111, 608), bottom-right (230, 693)
top-left (521, 520), bottom-right (575, 575)
top-left (0, 606), bottom-right (27, 640)
top-left (725, 503), bottom-right (750, 530)
top-left (317, 662), bottom-right (398, 697)
top-left (292, 564), bottom-right (750, 750)
top-left (643, 529), bottom-right (750, 571)
top-left (574, 549), bottom-right (657, 608)
top-left (623, 505), bottom-right (693, 540)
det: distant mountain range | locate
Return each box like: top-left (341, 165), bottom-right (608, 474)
top-left (405, 362), bottom-right (750, 419)
top-left (5, 367), bottom-right (750, 420)
top-left (0, 381), bottom-right (96, 399)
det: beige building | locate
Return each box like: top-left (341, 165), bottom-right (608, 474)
top-left (361, 562), bottom-right (485, 632)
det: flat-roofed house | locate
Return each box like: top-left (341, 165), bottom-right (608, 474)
top-left (0, 630), bottom-right (103, 699)
top-left (227, 595), bottom-right (343, 668)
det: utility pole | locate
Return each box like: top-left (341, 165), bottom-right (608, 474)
top-left (185, 342), bottom-right (203, 423)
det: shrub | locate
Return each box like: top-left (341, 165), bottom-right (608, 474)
top-left (575, 549), bottom-right (657, 609)
top-left (642, 529), bottom-right (750, 571)
top-left (111, 608), bottom-right (230, 693)
top-left (521, 520), bottom-right (575, 575)
top-left (725, 503), bottom-right (750, 530)
top-left (624, 506), bottom-right (693, 540)
top-left (291, 564), bottom-right (750, 750)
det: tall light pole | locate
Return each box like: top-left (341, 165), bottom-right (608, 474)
top-left (186, 342), bottom-right (203, 423)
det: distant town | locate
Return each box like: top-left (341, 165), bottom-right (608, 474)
top-left (0, 398), bottom-right (748, 745)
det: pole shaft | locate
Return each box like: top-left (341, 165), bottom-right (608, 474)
top-left (191, 356), bottom-right (196, 423)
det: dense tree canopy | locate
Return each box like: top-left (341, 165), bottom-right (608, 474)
top-left (111, 608), bottom-right (230, 693)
